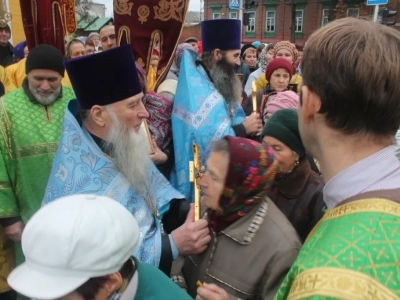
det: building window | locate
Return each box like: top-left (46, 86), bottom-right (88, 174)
top-left (347, 8), bottom-right (359, 18)
top-left (265, 11), bottom-right (276, 32)
top-left (321, 9), bottom-right (329, 26)
top-left (295, 10), bottom-right (303, 32)
top-left (246, 11), bottom-right (256, 32)
top-left (213, 12), bottom-right (221, 19)
top-left (229, 11), bottom-right (238, 19)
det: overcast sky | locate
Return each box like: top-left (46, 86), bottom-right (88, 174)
top-left (95, 0), bottom-right (202, 17)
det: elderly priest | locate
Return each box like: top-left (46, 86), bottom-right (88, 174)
top-left (42, 45), bottom-right (211, 275)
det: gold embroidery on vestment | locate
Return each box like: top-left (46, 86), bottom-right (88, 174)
top-left (138, 5), bottom-right (150, 24)
top-left (60, 0), bottom-right (77, 34)
top-left (322, 199), bottom-right (400, 221)
top-left (153, 0), bottom-right (185, 22)
top-left (0, 98), bottom-right (12, 158)
top-left (288, 267), bottom-right (398, 300)
top-left (114, 0), bottom-right (133, 16)
top-left (15, 143), bottom-right (59, 159)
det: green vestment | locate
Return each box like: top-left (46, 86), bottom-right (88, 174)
top-left (275, 198), bottom-right (400, 300)
top-left (0, 85), bottom-right (75, 266)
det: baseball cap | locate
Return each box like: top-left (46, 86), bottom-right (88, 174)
top-left (8, 194), bottom-right (140, 300)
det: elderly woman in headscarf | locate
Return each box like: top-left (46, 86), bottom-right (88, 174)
top-left (136, 63), bottom-right (174, 178)
top-left (171, 136), bottom-right (301, 300)
top-left (157, 43), bottom-right (195, 101)
top-left (262, 109), bottom-right (325, 242)
top-left (254, 41), bottom-right (302, 94)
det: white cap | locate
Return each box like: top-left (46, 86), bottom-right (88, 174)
top-left (8, 194), bottom-right (139, 300)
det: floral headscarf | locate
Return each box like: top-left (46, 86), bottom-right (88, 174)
top-left (259, 46), bottom-right (268, 73)
top-left (135, 63), bottom-right (172, 150)
top-left (273, 41), bottom-right (298, 63)
top-left (144, 91), bottom-right (173, 150)
top-left (208, 136), bottom-right (278, 233)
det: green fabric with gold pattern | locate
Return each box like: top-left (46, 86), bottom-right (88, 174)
top-left (275, 198), bottom-right (400, 300)
top-left (0, 86), bottom-right (75, 265)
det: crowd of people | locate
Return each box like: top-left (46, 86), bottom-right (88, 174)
top-left (0, 12), bottom-right (400, 300)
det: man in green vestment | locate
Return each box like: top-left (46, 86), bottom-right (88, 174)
top-left (0, 45), bottom-right (75, 270)
top-left (275, 18), bottom-right (400, 299)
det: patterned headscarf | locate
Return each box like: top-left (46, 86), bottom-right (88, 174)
top-left (208, 136), bottom-right (278, 233)
top-left (144, 91), bottom-right (173, 150)
top-left (259, 46), bottom-right (268, 73)
top-left (273, 41), bottom-right (298, 63)
top-left (135, 63), bottom-right (172, 150)
top-left (169, 43), bottom-right (195, 78)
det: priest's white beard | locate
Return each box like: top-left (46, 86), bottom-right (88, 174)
top-left (103, 110), bottom-right (152, 196)
top-left (29, 84), bottom-right (61, 106)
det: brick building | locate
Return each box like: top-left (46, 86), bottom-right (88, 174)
top-left (204, 0), bottom-right (400, 44)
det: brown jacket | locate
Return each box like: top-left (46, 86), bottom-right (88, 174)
top-left (267, 159), bottom-right (325, 242)
top-left (171, 198), bottom-right (301, 300)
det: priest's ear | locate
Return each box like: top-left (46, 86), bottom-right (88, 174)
top-left (90, 105), bottom-right (107, 127)
top-left (213, 49), bottom-right (223, 61)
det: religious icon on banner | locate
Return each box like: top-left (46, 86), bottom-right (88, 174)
top-left (114, 0), bottom-right (189, 90)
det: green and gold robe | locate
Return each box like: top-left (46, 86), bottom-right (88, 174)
top-left (275, 197), bottom-right (400, 300)
top-left (0, 85), bottom-right (75, 271)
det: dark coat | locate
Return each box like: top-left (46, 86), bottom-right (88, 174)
top-left (0, 43), bottom-right (14, 68)
top-left (267, 158), bottom-right (326, 242)
top-left (236, 61), bottom-right (251, 88)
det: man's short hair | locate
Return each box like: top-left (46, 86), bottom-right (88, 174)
top-left (302, 18), bottom-right (400, 137)
top-left (99, 22), bottom-right (114, 35)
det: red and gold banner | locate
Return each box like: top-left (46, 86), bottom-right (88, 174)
top-left (19, 0), bottom-right (76, 54)
top-left (114, 0), bottom-right (189, 89)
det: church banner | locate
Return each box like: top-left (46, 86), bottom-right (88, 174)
top-left (19, 0), bottom-right (76, 54)
top-left (114, 0), bottom-right (189, 89)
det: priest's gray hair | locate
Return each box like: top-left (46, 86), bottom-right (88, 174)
top-left (79, 109), bottom-right (91, 122)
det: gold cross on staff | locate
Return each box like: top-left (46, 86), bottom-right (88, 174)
top-left (189, 144), bottom-right (204, 221)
